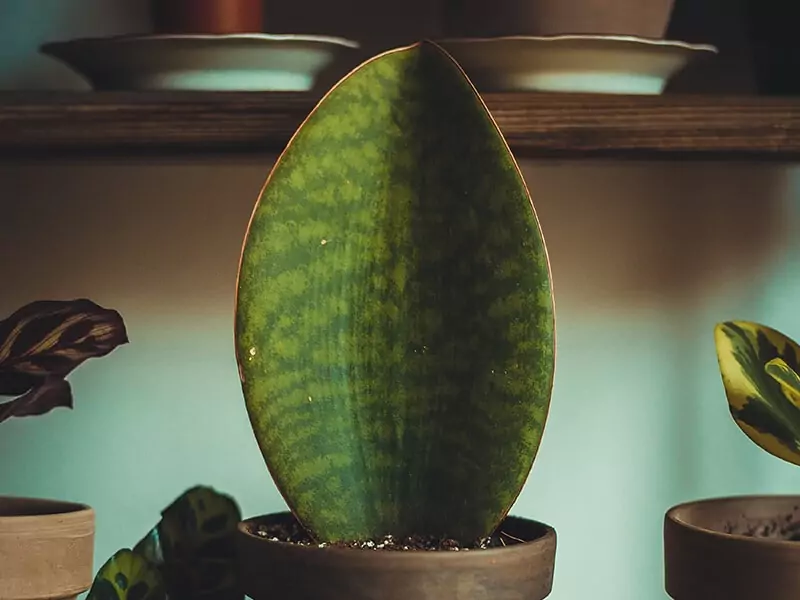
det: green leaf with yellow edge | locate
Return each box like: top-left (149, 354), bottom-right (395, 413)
top-left (87, 549), bottom-right (165, 600)
top-left (714, 321), bottom-right (800, 466)
top-left (133, 486), bottom-right (243, 600)
top-left (235, 41), bottom-right (555, 543)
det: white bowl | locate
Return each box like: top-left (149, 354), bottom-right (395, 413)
top-left (436, 35), bottom-right (718, 94)
top-left (41, 34), bottom-right (360, 92)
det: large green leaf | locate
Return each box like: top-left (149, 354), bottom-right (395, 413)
top-left (235, 41), bottom-right (555, 543)
top-left (714, 321), bottom-right (800, 466)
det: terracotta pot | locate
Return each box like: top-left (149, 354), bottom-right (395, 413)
top-left (150, 0), bottom-right (264, 34)
top-left (0, 497), bottom-right (95, 600)
top-left (664, 496), bottom-right (800, 600)
top-left (441, 0), bottom-right (675, 39)
top-left (238, 512), bottom-right (556, 599)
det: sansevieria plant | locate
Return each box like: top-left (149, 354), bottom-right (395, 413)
top-left (235, 38), bottom-right (556, 549)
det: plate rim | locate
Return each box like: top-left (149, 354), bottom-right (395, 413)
top-left (434, 34), bottom-right (718, 53)
top-left (41, 33), bottom-right (361, 52)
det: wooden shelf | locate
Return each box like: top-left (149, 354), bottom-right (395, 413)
top-left (2, 92), bottom-right (800, 160)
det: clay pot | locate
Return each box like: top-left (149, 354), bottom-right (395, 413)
top-left (0, 497), bottom-right (95, 600)
top-left (441, 0), bottom-right (675, 39)
top-left (664, 496), bottom-right (800, 600)
top-left (150, 0), bottom-right (264, 34)
top-left (238, 512), bottom-right (557, 600)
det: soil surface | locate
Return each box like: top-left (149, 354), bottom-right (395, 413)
top-left (253, 517), bottom-right (525, 551)
top-left (723, 507), bottom-right (800, 541)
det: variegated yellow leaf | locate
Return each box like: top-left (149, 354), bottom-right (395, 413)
top-left (714, 321), bottom-right (800, 467)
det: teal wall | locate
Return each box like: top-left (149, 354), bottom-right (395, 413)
top-left (2, 2), bottom-right (800, 599)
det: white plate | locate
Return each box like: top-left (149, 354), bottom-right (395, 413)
top-left (436, 35), bottom-right (718, 94)
top-left (40, 34), bottom-right (360, 92)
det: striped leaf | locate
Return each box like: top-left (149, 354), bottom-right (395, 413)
top-left (134, 486), bottom-right (242, 600)
top-left (87, 549), bottom-right (166, 600)
top-left (235, 41), bottom-right (555, 543)
top-left (714, 321), bottom-right (800, 466)
top-left (0, 299), bottom-right (128, 423)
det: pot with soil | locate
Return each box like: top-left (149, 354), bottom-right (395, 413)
top-left (0, 497), bottom-right (95, 600)
top-left (0, 300), bottom-right (128, 600)
top-left (665, 495), bottom-right (800, 600)
top-left (238, 512), bottom-right (556, 599)
top-left (664, 322), bottom-right (800, 599)
top-left (233, 41), bottom-right (557, 599)
top-left (441, 0), bottom-right (676, 39)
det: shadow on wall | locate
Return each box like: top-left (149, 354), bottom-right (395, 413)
top-left (0, 158), bottom-right (790, 319)
top-left (0, 159), bottom-right (269, 314)
top-left (524, 160), bottom-right (790, 314)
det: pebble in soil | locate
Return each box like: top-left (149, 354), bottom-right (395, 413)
top-left (253, 518), bottom-right (526, 551)
top-left (722, 508), bottom-right (800, 541)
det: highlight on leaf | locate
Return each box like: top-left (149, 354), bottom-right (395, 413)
top-left (714, 321), bottom-right (800, 466)
top-left (87, 549), bottom-right (166, 600)
top-left (0, 298), bottom-right (128, 424)
top-left (133, 486), bottom-right (243, 600)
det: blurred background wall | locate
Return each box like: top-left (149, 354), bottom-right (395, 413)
top-left (2, 1), bottom-right (800, 598)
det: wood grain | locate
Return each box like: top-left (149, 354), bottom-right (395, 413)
top-left (1, 92), bottom-right (800, 160)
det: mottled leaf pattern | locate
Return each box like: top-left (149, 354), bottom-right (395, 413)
top-left (715, 321), bottom-right (800, 466)
top-left (0, 299), bottom-right (128, 423)
top-left (235, 41), bottom-right (555, 542)
top-left (87, 549), bottom-right (166, 600)
top-left (133, 486), bottom-right (243, 600)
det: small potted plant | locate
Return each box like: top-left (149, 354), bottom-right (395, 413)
top-left (664, 321), bottom-right (800, 599)
top-left (0, 299), bottom-right (128, 600)
top-left (234, 40), bottom-right (557, 599)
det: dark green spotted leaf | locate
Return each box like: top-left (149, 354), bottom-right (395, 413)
top-left (133, 486), bottom-right (243, 600)
top-left (235, 41), bottom-right (555, 543)
top-left (0, 298), bottom-right (128, 423)
top-left (87, 549), bottom-right (165, 600)
top-left (715, 321), bottom-right (800, 466)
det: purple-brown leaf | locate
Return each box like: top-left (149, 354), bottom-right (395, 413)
top-left (0, 378), bottom-right (72, 423)
top-left (0, 299), bottom-right (127, 422)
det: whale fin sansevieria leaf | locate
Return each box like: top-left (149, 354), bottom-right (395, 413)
top-left (235, 41), bottom-right (555, 543)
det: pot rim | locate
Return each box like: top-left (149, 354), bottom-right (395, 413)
top-left (667, 494), bottom-right (800, 549)
top-left (0, 496), bottom-right (93, 523)
top-left (239, 512), bottom-right (556, 562)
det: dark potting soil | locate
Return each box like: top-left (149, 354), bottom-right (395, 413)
top-left (253, 517), bottom-right (525, 551)
top-left (723, 506), bottom-right (800, 541)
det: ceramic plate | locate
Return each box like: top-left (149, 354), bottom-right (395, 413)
top-left (40, 34), bottom-right (360, 92)
top-left (436, 35), bottom-right (718, 94)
